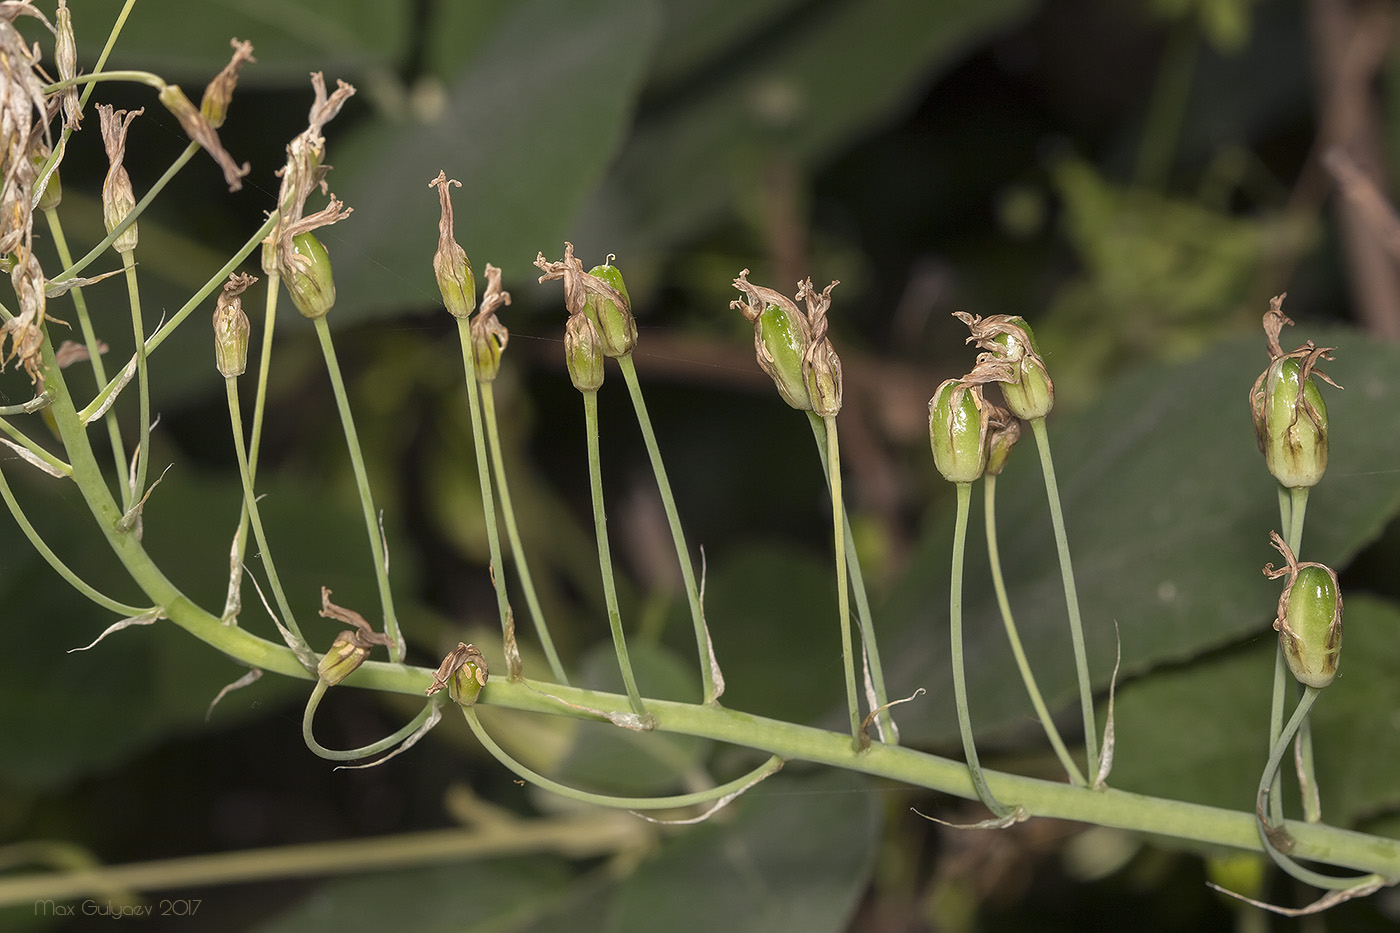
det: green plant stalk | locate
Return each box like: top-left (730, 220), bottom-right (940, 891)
top-left (0, 416), bottom-right (71, 476)
top-left (582, 388), bottom-right (648, 719)
top-left (312, 316), bottom-right (401, 661)
top-left (1287, 485), bottom-right (1321, 824)
top-left (225, 378), bottom-right (306, 648)
top-left (223, 273), bottom-right (282, 622)
top-left (0, 814), bottom-right (644, 906)
top-left (480, 379), bottom-right (568, 684)
top-left (56, 142), bottom-right (200, 284)
top-left (302, 680), bottom-right (441, 761)
top-left (465, 706), bottom-right (781, 810)
top-left (77, 211), bottom-right (279, 423)
top-left (1029, 417), bottom-right (1099, 778)
top-left (1255, 687), bottom-right (1381, 892)
top-left (806, 411), bottom-right (895, 743)
top-left (985, 474), bottom-right (1087, 787)
top-left (44, 207), bottom-right (129, 506)
top-left (824, 414), bottom-right (862, 749)
top-left (454, 318), bottom-right (515, 652)
top-left (616, 356), bottom-right (715, 703)
top-left (951, 482), bottom-right (1014, 817)
top-left (0, 465), bottom-right (149, 617)
top-left (35, 325), bottom-right (1400, 885)
top-left (119, 253), bottom-right (150, 511)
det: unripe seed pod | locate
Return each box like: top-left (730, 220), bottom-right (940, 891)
top-left (317, 631), bottom-right (368, 686)
top-left (426, 643), bottom-right (490, 706)
top-left (929, 379), bottom-right (989, 484)
top-left (1251, 356), bottom-right (1329, 489)
top-left (583, 261), bottom-right (637, 358)
top-left (730, 270), bottom-right (814, 411)
top-left (953, 312), bottom-right (1054, 420)
top-left (565, 312), bottom-right (605, 392)
top-left (284, 232), bottom-right (336, 319)
top-left (1264, 531), bottom-right (1343, 689)
top-left (984, 404), bottom-right (1020, 476)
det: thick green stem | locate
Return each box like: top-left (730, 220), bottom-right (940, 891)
top-left (454, 318), bottom-right (515, 654)
top-left (985, 474), bottom-right (1086, 786)
top-left (950, 482), bottom-right (1015, 817)
top-left (824, 414), bottom-right (861, 749)
top-left (312, 316), bottom-right (401, 660)
top-left (480, 380), bottom-right (568, 684)
top-left (616, 356), bottom-right (715, 704)
top-left (1029, 417), bottom-right (1099, 778)
top-left (806, 410), bottom-right (895, 743)
top-left (44, 207), bottom-right (129, 505)
top-left (582, 389), bottom-right (648, 721)
top-left (1286, 485), bottom-right (1320, 823)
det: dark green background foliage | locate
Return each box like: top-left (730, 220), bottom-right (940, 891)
top-left (5, 0), bottom-right (1400, 929)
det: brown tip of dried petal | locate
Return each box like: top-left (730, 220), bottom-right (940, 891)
top-left (201, 39), bottom-right (256, 129)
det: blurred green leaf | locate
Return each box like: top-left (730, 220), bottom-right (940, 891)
top-left (326, 0), bottom-right (662, 323)
top-left (1110, 594), bottom-right (1400, 825)
top-left (880, 329), bottom-right (1400, 750)
top-left (609, 770), bottom-right (880, 933)
top-left (574, 0), bottom-right (1035, 265)
top-left (72, 0), bottom-right (410, 81)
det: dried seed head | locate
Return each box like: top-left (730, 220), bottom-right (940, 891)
top-left (929, 379), bottom-right (990, 484)
top-left (267, 74), bottom-right (356, 274)
top-left (2, 250), bottom-right (48, 384)
top-left (97, 104), bottom-right (142, 253)
top-left (564, 311), bottom-right (605, 392)
top-left (282, 231), bottom-right (336, 319)
top-left (797, 277), bottom-right (842, 417)
top-left (1263, 532), bottom-right (1342, 689)
top-left (54, 0), bottom-right (80, 130)
top-left (315, 587), bottom-right (393, 685)
top-left (952, 311), bottom-right (1054, 420)
top-left (1247, 296), bottom-right (1340, 489)
top-left (984, 402), bottom-right (1020, 476)
top-left (730, 269), bottom-right (813, 411)
top-left (426, 642), bottom-right (490, 706)
top-left (0, 4), bottom-right (52, 257)
top-left (158, 83), bottom-right (249, 191)
top-left (471, 263), bottom-right (511, 382)
top-left (201, 39), bottom-right (255, 129)
top-left (429, 171), bottom-right (475, 318)
top-left (212, 273), bottom-right (255, 377)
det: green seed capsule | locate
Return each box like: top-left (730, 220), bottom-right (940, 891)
top-left (426, 643), bottom-right (490, 706)
top-left (1253, 356), bottom-right (1328, 489)
top-left (284, 232), bottom-right (336, 319)
top-left (1279, 563), bottom-right (1342, 689)
top-left (929, 379), bottom-right (988, 484)
top-left (583, 262), bottom-right (637, 358)
top-left (317, 631), bottom-right (368, 686)
top-left (212, 289), bottom-right (251, 377)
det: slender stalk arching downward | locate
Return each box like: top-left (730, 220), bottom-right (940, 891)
top-left (823, 414), bottom-right (862, 749)
top-left (582, 389), bottom-right (649, 722)
top-left (617, 356), bottom-right (717, 704)
top-left (984, 473), bottom-right (1086, 786)
top-left (950, 482), bottom-right (1015, 818)
top-left (1029, 417), bottom-right (1099, 779)
top-left (312, 316), bottom-right (402, 661)
top-left (454, 317), bottom-right (517, 658)
top-left (806, 411), bottom-right (896, 744)
top-left (479, 379), bottom-right (569, 684)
